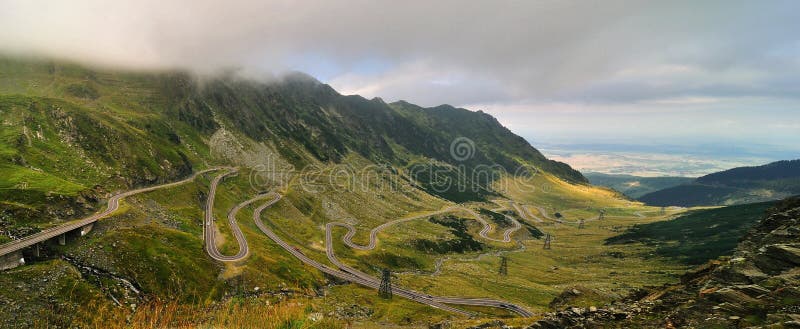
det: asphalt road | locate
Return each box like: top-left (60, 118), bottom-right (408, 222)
top-left (250, 195), bottom-right (476, 316)
top-left (203, 168), bottom-right (282, 262)
top-left (458, 206), bottom-right (522, 243)
top-left (324, 225), bottom-right (533, 317)
top-left (0, 167), bottom-right (228, 258)
top-left (328, 205), bottom-right (523, 252)
top-left (512, 202), bottom-right (543, 223)
top-left (3, 166), bottom-right (552, 318)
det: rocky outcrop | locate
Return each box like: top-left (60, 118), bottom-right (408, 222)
top-left (528, 197), bottom-right (800, 328)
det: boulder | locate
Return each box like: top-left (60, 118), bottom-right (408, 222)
top-left (733, 284), bottom-right (771, 298)
top-left (766, 244), bottom-right (800, 265)
top-left (754, 251), bottom-right (796, 275)
top-left (708, 288), bottom-right (759, 305)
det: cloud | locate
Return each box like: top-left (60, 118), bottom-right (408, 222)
top-left (329, 60), bottom-right (510, 105)
top-left (3, 2), bottom-right (796, 90)
top-left (1, 0), bottom-right (799, 151)
top-left (467, 97), bottom-right (800, 149)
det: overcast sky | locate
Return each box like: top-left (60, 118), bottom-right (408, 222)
top-left (1, 0), bottom-right (799, 155)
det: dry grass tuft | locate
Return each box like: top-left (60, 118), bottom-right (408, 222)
top-left (73, 297), bottom-right (343, 329)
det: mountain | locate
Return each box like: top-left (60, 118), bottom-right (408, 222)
top-left (0, 56), bottom-right (585, 229)
top-left (1, 56), bottom-right (633, 327)
top-left (583, 172), bottom-right (693, 199)
top-left (638, 159), bottom-right (800, 207)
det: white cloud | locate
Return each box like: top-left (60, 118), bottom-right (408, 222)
top-left (1, 0), bottom-right (798, 151)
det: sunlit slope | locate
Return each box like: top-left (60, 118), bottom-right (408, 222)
top-left (251, 162), bottom-right (687, 319)
top-left (0, 56), bottom-right (690, 326)
top-left (0, 55), bottom-right (585, 228)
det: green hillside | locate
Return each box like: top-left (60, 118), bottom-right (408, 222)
top-left (0, 56), bottom-right (585, 217)
top-left (0, 56), bottom-right (681, 327)
top-left (606, 201), bottom-right (776, 264)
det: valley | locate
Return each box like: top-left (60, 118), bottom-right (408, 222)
top-left (0, 154), bottom-right (683, 327)
top-left (0, 56), bottom-right (793, 328)
top-left (3, 3), bottom-right (800, 328)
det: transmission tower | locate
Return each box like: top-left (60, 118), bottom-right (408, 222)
top-left (543, 233), bottom-right (552, 249)
top-left (598, 210), bottom-right (605, 220)
top-left (578, 219), bottom-right (585, 229)
top-left (661, 206), bottom-right (666, 215)
top-left (498, 256), bottom-right (508, 276)
top-left (378, 268), bottom-right (392, 299)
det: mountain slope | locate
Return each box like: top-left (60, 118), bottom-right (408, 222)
top-left (0, 56), bottom-right (677, 327)
top-left (606, 200), bottom-right (776, 264)
top-left (639, 159), bottom-right (800, 207)
top-left (0, 56), bottom-right (586, 228)
top-left (528, 197), bottom-right (800, 329)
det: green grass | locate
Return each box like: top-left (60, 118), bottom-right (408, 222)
top-left (321, 285), bottom-right (452, 325)
top-left (0, 259), bottom-right (109, 327)
top-left (0, 56), bottom-right (702, 326)
top-left (0, 164), bottom-right (86, 195)
top-left (606, 201), bottom-right (776, 264)
top-left (410, 215), bottom-right (486, 254)
top-left (64, 202), bottom-right (224, 303)
top-left (0, 76), bottom-right (211, 225)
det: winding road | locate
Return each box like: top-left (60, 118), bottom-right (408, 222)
top-left (516, 204), bottom-right (607, 225)
top-left (8, 166), bottom-right (666, 318)
top-left (249, 195), bottom-right (476, 316)
top-left (458, 207), bottom-right (522, 243)
top-left (512, 202), bottom-right (544, 223)
top-left (201, 172), bottom-right (486, 315)
top-left (0, 167), bottom-right (228, 258)
top-left (323, 219), bottom-right (533, 317)
top-left (326, 205), bottom-right (523, 253)
top-left (203, 168), bottom-right (281, 262)
top-left (316, 204), bottom-right (533, 316)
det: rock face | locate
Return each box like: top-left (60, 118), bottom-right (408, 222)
top-left (528, 197), bottom-right (800, 329)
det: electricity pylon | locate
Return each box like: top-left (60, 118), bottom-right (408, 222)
top-left (378, 268), bottom-right (392, 299)
top-left (543, 233), bottom-right (552, 249)
top-left (499, 256), bottom-right (508, 276)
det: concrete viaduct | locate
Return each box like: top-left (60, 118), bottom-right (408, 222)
top-left (0, 222), bottom-right (94, 271)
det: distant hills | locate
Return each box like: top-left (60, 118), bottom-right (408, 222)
top-left (638, 159), bottom-right (800, 207)
top-left (583, 172), bottom-right (693, 198)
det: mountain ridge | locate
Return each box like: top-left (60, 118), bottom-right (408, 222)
top-left (0, 55), bottom-right (683, 327)
top-left (0, 55), bottom-right (586, 231)
top-left (639, 159), bottom-right (800, 207)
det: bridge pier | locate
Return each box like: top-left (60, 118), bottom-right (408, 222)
top-left (34, 244), bottom-right (40, 258)
top-left (80, 223), bottom-right (93, 236)
top-left (0, 250), bottom-right (24, 271)
top-left (58, 233), bottom-right (66, 246)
